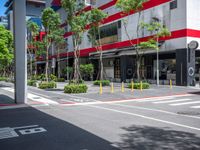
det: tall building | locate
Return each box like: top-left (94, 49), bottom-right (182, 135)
top-left (4, 0), bottom-right (46, 33)
top-left (50, 0), bottom-right (200, 86)
top-left (0, 16), bottom-right (8, 28)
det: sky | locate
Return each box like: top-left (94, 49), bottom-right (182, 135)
top-left (0, 0), bottom-right (7, 16)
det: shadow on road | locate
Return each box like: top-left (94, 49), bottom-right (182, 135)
top-left (0, 106), bottom-right (119, 150)
top-left (0, 94), bottom-right (15, 104)
top-left (116, 125), bottom-right (200, 150)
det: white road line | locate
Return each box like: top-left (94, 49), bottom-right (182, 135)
top-left (1, 87), bottom-right (58, 105)
top-left (113, 103), bottom-right (200, 119)
top-left (135, 95), bottom-right (192, 102)
top-left (170, 101), bottom-right (200, 106)
top-left (136, 97), bottom-right (174, 102)
top-left (191, 106), bottom-right (200, 109)
top-left (13, 125), bottom-right (39, 130)
top-left (89, 105), bottom-right (200, 131)
top-left (153, 99), bottom-right (192, 104)
top-left (28, 93), bottom-right (58, 105)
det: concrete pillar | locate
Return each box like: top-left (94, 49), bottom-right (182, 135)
top-left (176, 48), bottom-right (195, 86)
top-left (13, 0), bottom-right (27, 103)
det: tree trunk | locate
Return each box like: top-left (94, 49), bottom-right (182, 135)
top-left (45, 42), bottom-right (49, 82)
top-left (98, 27), bottom-right (104, 81)
top-left (136, 12), bottom-right (141, 81)
top-left (57, 48), bottom-right (61, 78)
top-left (34, 49), bottom-right (37, 76)
top-left (27, 48), bottom-right (33, 79)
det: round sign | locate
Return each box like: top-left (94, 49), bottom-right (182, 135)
top-left (188, 67), bottom-right (195, 77)
top-left (188, 41), bottom-right (199, 50)
top-left (127, 68), bottom-right (133, 76)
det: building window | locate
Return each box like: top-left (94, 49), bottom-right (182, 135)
top-left (170, 0), bottom-right (177, 10)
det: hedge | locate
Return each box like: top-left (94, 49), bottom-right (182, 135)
top-left (39, 82), bottom-right (57, 89)
top-left (93, 80), bottom-right (110, 86)
top-left (127, 82), bottom-right (150, 89)
top-left (64, 84), bottom-right (88, 93)
top-left (69, 79), bottom-right (84, 84)
top-left (28, 80), bottom-right (37, 87)
top-left (0, 77), bottom-right (8, 81)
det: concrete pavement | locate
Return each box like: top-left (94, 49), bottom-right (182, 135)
top-left (0, 81), bottom-right (200, 150)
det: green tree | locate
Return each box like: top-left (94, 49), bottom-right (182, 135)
top-left (87, 8), bottom-right (108, 81)
top-left (53, 28), bottom-right (66, 78)
top-left (0, 25), bottom-right (13, 77)
top-left (41, 7), bottom-right (62, 82)
top-left (116, 0), bottom-right (147, 81)
top-left (27, 21), bottom-right (39, 78)
top-left (61, 0), bottom-right (88, 83)
top-left (140, 21), bottom-right (171, 85)
top-left (80, 64), bottom-right (94, 80)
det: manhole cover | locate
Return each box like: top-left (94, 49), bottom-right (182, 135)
top-left (177, 111), bottom-right (200, 116)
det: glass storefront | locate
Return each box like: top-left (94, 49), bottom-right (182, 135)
top-left (153, 59), bottom-right (176, 80)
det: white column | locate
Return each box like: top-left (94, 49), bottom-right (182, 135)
top-left (13, 0), bottom-right (27, 104)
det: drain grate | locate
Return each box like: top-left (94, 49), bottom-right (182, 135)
top-left (0, 128), bottom-right (19, 140)
top-left (177, 111), bottom-right (200, 116)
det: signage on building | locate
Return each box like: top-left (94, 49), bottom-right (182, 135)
top-left (188, 67), bottom-right (195, 77)
top-left (188, 41), bottom-right (199, 50)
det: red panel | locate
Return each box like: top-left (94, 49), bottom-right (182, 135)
top-left (51, 0), bottom-right (61, 6)
top-left (98, 0), bottom-right (117, 10)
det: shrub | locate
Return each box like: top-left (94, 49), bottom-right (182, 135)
top-left (64, 84), bottom-right (88, 93)
top-left (57, 78), bottom-right (65, 82)
top-left (0, 77), bottom-right (8, 81)
top-left (39, 81), bottom-right (57, 89)
top-left (28, 80), bottom-right (37, 87)
top-left (35, 74), bottom-right (46, 81)
top-left (93, 80), bottom-right (110, 86)
top-left (49, 74), bottom-right (57, 81)
top-left (80, 64), bottom-right (94, 79)
top-left (69, 79), bottom-right (84, 84)
top-left (127, 82), bottom-right (150, 89)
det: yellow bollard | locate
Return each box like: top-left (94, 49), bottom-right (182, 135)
top-left (121, 82), bottom-right (124, 93)
top-left (170, 79), bottom-right (173, 89)
top-left (111, 82), bottom-right (114, 93)
top-left (131, 80), bottom-right (134, 92)
top-left (140, 81), bottom-right (143, 92)
top-left (100, 82), bottom-right (103, 94)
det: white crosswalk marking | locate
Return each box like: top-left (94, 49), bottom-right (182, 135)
top-left (170, 101), bottom-right (200, 106)
top-left (136, 97), bottom-right (174, 102)
top-left (190, 106), bottom-right (200, 109)
top-left (136, 95), bottom-right (191, 102)
top-left (1, 87), bottom-right (58, 105)
top-left (153, 99), bottom-right (192, 104)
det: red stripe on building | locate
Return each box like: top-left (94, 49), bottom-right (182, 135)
top-left (51, 0), bottom-right (61, 6)
top-left (98, 0), bottom-right (117, 10)
top-left (51, 29), bottom-right (195, 59)
top-left (64, 0), bottom-right (171, 38)
top-left (38, 28), bottom-right (200, 61)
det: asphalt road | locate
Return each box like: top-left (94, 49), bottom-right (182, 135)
top-left (0, 82), bottom-right (200, 150)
